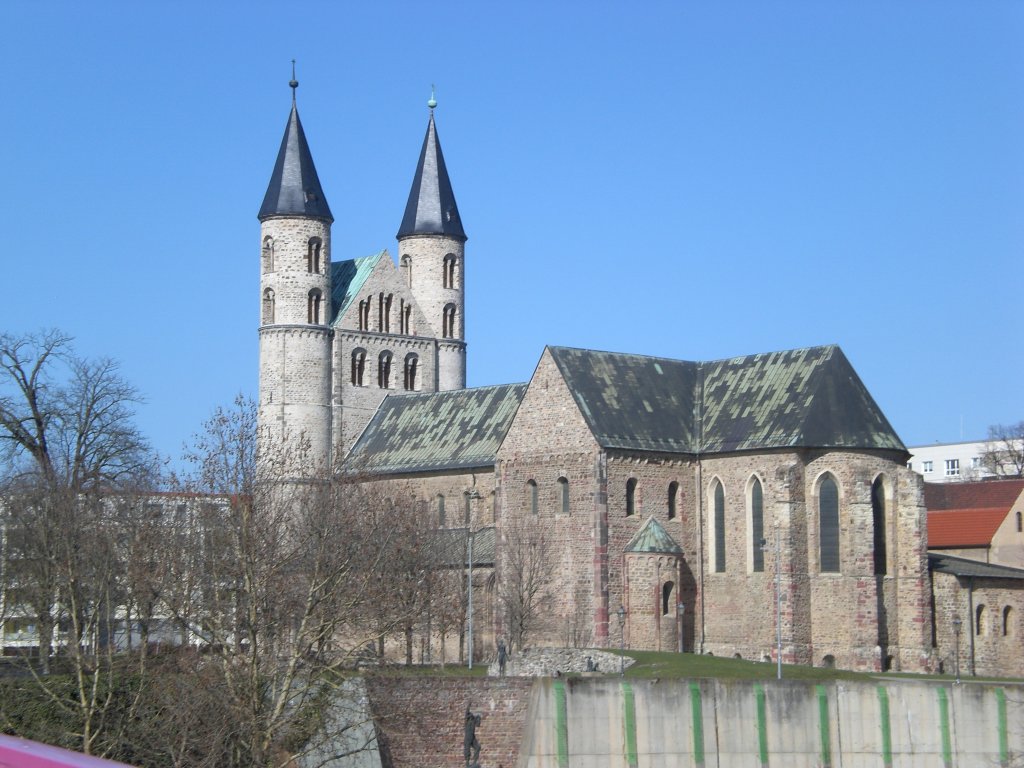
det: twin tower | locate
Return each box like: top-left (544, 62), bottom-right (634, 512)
top-left (257, 82), bottom-right (467, 472)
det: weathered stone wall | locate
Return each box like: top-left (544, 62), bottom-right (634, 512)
top-left (364, 676), bottom-right (532, 768)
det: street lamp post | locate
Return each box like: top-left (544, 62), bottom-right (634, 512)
top-left (617, 605), bottom-right (626, 675)
top-left (677, 602), bottom-right (685, 654)
top-left (952, 617), bottom-right (962, 685)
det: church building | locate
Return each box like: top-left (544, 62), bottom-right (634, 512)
top-left (256, 81), bottom-right (936, 673)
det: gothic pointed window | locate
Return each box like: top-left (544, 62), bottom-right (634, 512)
top-left (750, 478), bottom-right (764, 573)
top-left (625, 478), bottom-right (637, 516)
top-left (668, 481), bottom-right (679, 520)
top-left (307, 237), bottom-right (322, 273)
top-left (378, 351), bottom-right (393, 389)
top-left (307, 289), bottom-right (322, 324)
top-left (712, 481), bottom-right (726, 573)
top-left (819, 475), bottom-right (840, 573)
top-left (351, 348), bottom-right (366, 386)
top-left (262, 288), bottom-right (275, 324)
top-left (443, 253), bottom-right (457, 289)
top-left (262, 236), bottom-right (274, 273)
top-left (442, 304), bottom-right (456, 338)
top-left (403, 353), bottom-right (418, 391)
top-left (872, 477), bottom-right (887, 575)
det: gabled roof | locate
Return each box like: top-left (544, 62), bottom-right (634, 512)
top-left (259, 102), bottom-right (333, 221)
top-left (346, 384), bottom-right (526, 474)
top-left (924, 479), bottom-right (1024, 549)
top-left (547, 345), bottom-right (905, 456)
top-left (397, 112), bottom-right (466, 241)
top-left (625, 516), bottom-right (683, 555)
top-left (929, 552), bottom-right (1024, 581)
top-left (330, 252), bottom-right (385, 324)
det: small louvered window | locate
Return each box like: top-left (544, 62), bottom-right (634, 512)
top-left (751, 478), bottom-right (764, 572)
top-left (819, 476), bottom-right (840, 573)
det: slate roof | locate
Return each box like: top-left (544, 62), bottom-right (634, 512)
top-left (929, 552), bottom-right (1024, 581)
top-left (330, 252), bottom-right (384, 324)
top-left (346, 384), bottom-right (526, 474)
top-left (625, 517), bottom-right (683, 555)
top-left (397, 113), bottom-right (466, 241)
top-left (924, 479), bottom-right (1024, 549)
top-left (548, 345), bottom-right (905, 456)
top-left (259, 102), bottom-right (333, 221)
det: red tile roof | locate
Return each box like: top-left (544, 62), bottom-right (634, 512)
top-left (925, 479), bottom-right (1024, 548)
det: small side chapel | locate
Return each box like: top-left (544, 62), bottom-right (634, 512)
top-left (256, 80), bottom-right (934, 672)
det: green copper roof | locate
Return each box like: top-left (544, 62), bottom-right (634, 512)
top-left (331, 252), bottom-right (385, 324)
top-left (625, 516), bottom-right (683, 555)
top-left (549, 344), bottom-right (905, 456)
top-left (346, 383), bottom-right (527, 474)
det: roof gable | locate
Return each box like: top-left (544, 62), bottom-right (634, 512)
top-left (928, 509), bottom-right (1007, 548)
top-left (345, 384), bottom-right (527, 474)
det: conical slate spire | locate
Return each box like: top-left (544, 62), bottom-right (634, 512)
top-left (397, 111), bottom-right (466, 241)
top-left (259, 102), bottom-right (333, 222)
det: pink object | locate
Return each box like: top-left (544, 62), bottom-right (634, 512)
top-left (0, 735), bottom-right (135, 768)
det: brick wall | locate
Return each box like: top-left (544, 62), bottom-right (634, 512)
top-left (365, 676), bottom-right (532, 768)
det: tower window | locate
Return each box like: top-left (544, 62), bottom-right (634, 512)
top-left (401, 254), bottom-right (412, 287)
top-left (668, 481), bottom-right (678, 520)
top-left (307, 289), bottom-right (322, 324)
top-left (358, 300), bottom-right (370, 331)
top-left (442, 304), bottom-right (456, 338)
top-left (872, 477), bottom-right (887, 575)
top-left (351, 348), bottom-right (366, 386)
top-left (527, 480), bottom-right (538, 515)
top-left (262, 236), bottom-right (274, 273)
top-left (403, 353), bottom-right (418, 391)
top-left (557, 477), bottom-right (569, 515)
top-left (819, 475), bottom-right (840, 573)
top-left (750, 478), bottom-right (764, 572)
top-left (378, 351), bottom-right (393, 389)
top-left (401, 302), bottom-right (412, 335)
top-left (307, 237), bottom-right (322, 273)
top-left (443, 253), bottom-right (457, 289)
top-left (625, 478), bottom-right (637, 516)
top-left (378, 293), bottom-right (392, 333)
top-left (262, 288), bottom-right (275, 324)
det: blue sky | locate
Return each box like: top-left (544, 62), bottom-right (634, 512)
top-left (2, 2), bottom-right (1021, 464)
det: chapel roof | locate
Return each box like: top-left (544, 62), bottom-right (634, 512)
top-left (330, 252), bottom-right (385, 324)
top-left (258, 100), bottom-right (333, 222)
top-left (929, 552), bottom-right (1024, 581)
top-left (548, 344), bottom-right (905, 455)
top-left (625, 516), bottom-right (684, 555)
top-left (397, 111), bottom-right (466, 241)
top-left (346, 383), bottom-right (526, 474)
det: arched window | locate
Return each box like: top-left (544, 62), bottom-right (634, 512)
top-left (463, 492), bottom-right (472, 526)
top-left (403, 353), bottom-right (418, 391)
top-left (557, 477), bottom-right (569, 515)
top-left (378, 293), bottom-right (392, 333)
top-left (1003, 606), bottom-right (1013, 636)
top-left (750, 477), bottom-right (764, 573)
top-left (872, 477), bottom-right (887, 575)
top-left (403, 304), bottom-right (412, 335)
top-left (358, 300), bottom-right (369, 331)
top-left (262, 288), bottom-right (275, 324)
top-left (819, 475), bottom-right (840, 573)
top-left (262, 236), bottom-right (274, 273)
top-left (667, 481), bottom-right (678, 520)
top-left (401, 254), bottom-right (412, 287)
top-left (307, 289), bottom-right (322, 324)
top-left (527, 480), bottom-right (538, 515)
top-left (307, 237), bottom-right (322, 273)
top-left (442, 304), bottom-right (456, 338)
top-left (976, 604), bottom-right (986, 636)
top-left (437, 494), bottom-right (446, 527)
top-left (443, 253), bottom-right (457, 289)
top-left (378, 351), bottom-right (393, 389)
top-left (662, 581), bottom-right (674, 616)
top-left (625, 478), bottom-right (637, 516)
top-left (351, 348), bottom-right (366, 386)
top-left (713, 481), bottom-right (726, 573)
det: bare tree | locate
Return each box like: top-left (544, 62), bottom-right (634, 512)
top-left (497, 515), bottom-right (553, 652)
top-left (980, 421), bottom-right (1024, 478)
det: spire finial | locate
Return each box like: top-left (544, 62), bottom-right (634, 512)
top-left (289, 60), bottom-right (299, 103)
top-left (428, 84), bottom-right (437, 112)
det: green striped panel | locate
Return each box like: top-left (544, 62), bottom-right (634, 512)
top-left (689, 682), bottom-right (705, 767)
top-left (755, 684), bottom-right (769, 766)
top-left (937, 687), bottom-right (952, 768)
top-left (996, 688), bottom-right (1009, 767)
top-left (622, 682), bottom-right (638, 768)
top-left (554, 680), bottom-right (568, 768)
top-left (877, 686), bottom-right (892, 768)
top-left (816, 685), bottom-right (831, 767)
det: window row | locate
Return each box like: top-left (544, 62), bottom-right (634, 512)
top-left (351, 349), bottom-right (418, 391)
top-left (261, 236), bottom-right (325, 275)
top-left (973, 604), bottom-right (1014, 637)
top-left (357, 293), bottom-right (413, 335)
top-left (707, 474), bottom-right (888, 576)
top-left (524, 477), bottom-right (570, 515)
top-left (260, 288), bottom-right (324, 325)
top-left (623, 478), bottom-right (680, 520)
top-left (435, 491), bottom-right (475, 527)
top-left (399, 252), bottom-right (461, 290)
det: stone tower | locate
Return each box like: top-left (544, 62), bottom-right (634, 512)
top-left (257, 80), bottom-right (334, 474)
top-left (396, 99), bottom-right (467, 391)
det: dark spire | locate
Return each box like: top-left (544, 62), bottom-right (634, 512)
top-left (258, 69), bottom-right (333, 222)
top-left (397, 94), bottom-right (466, 241)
